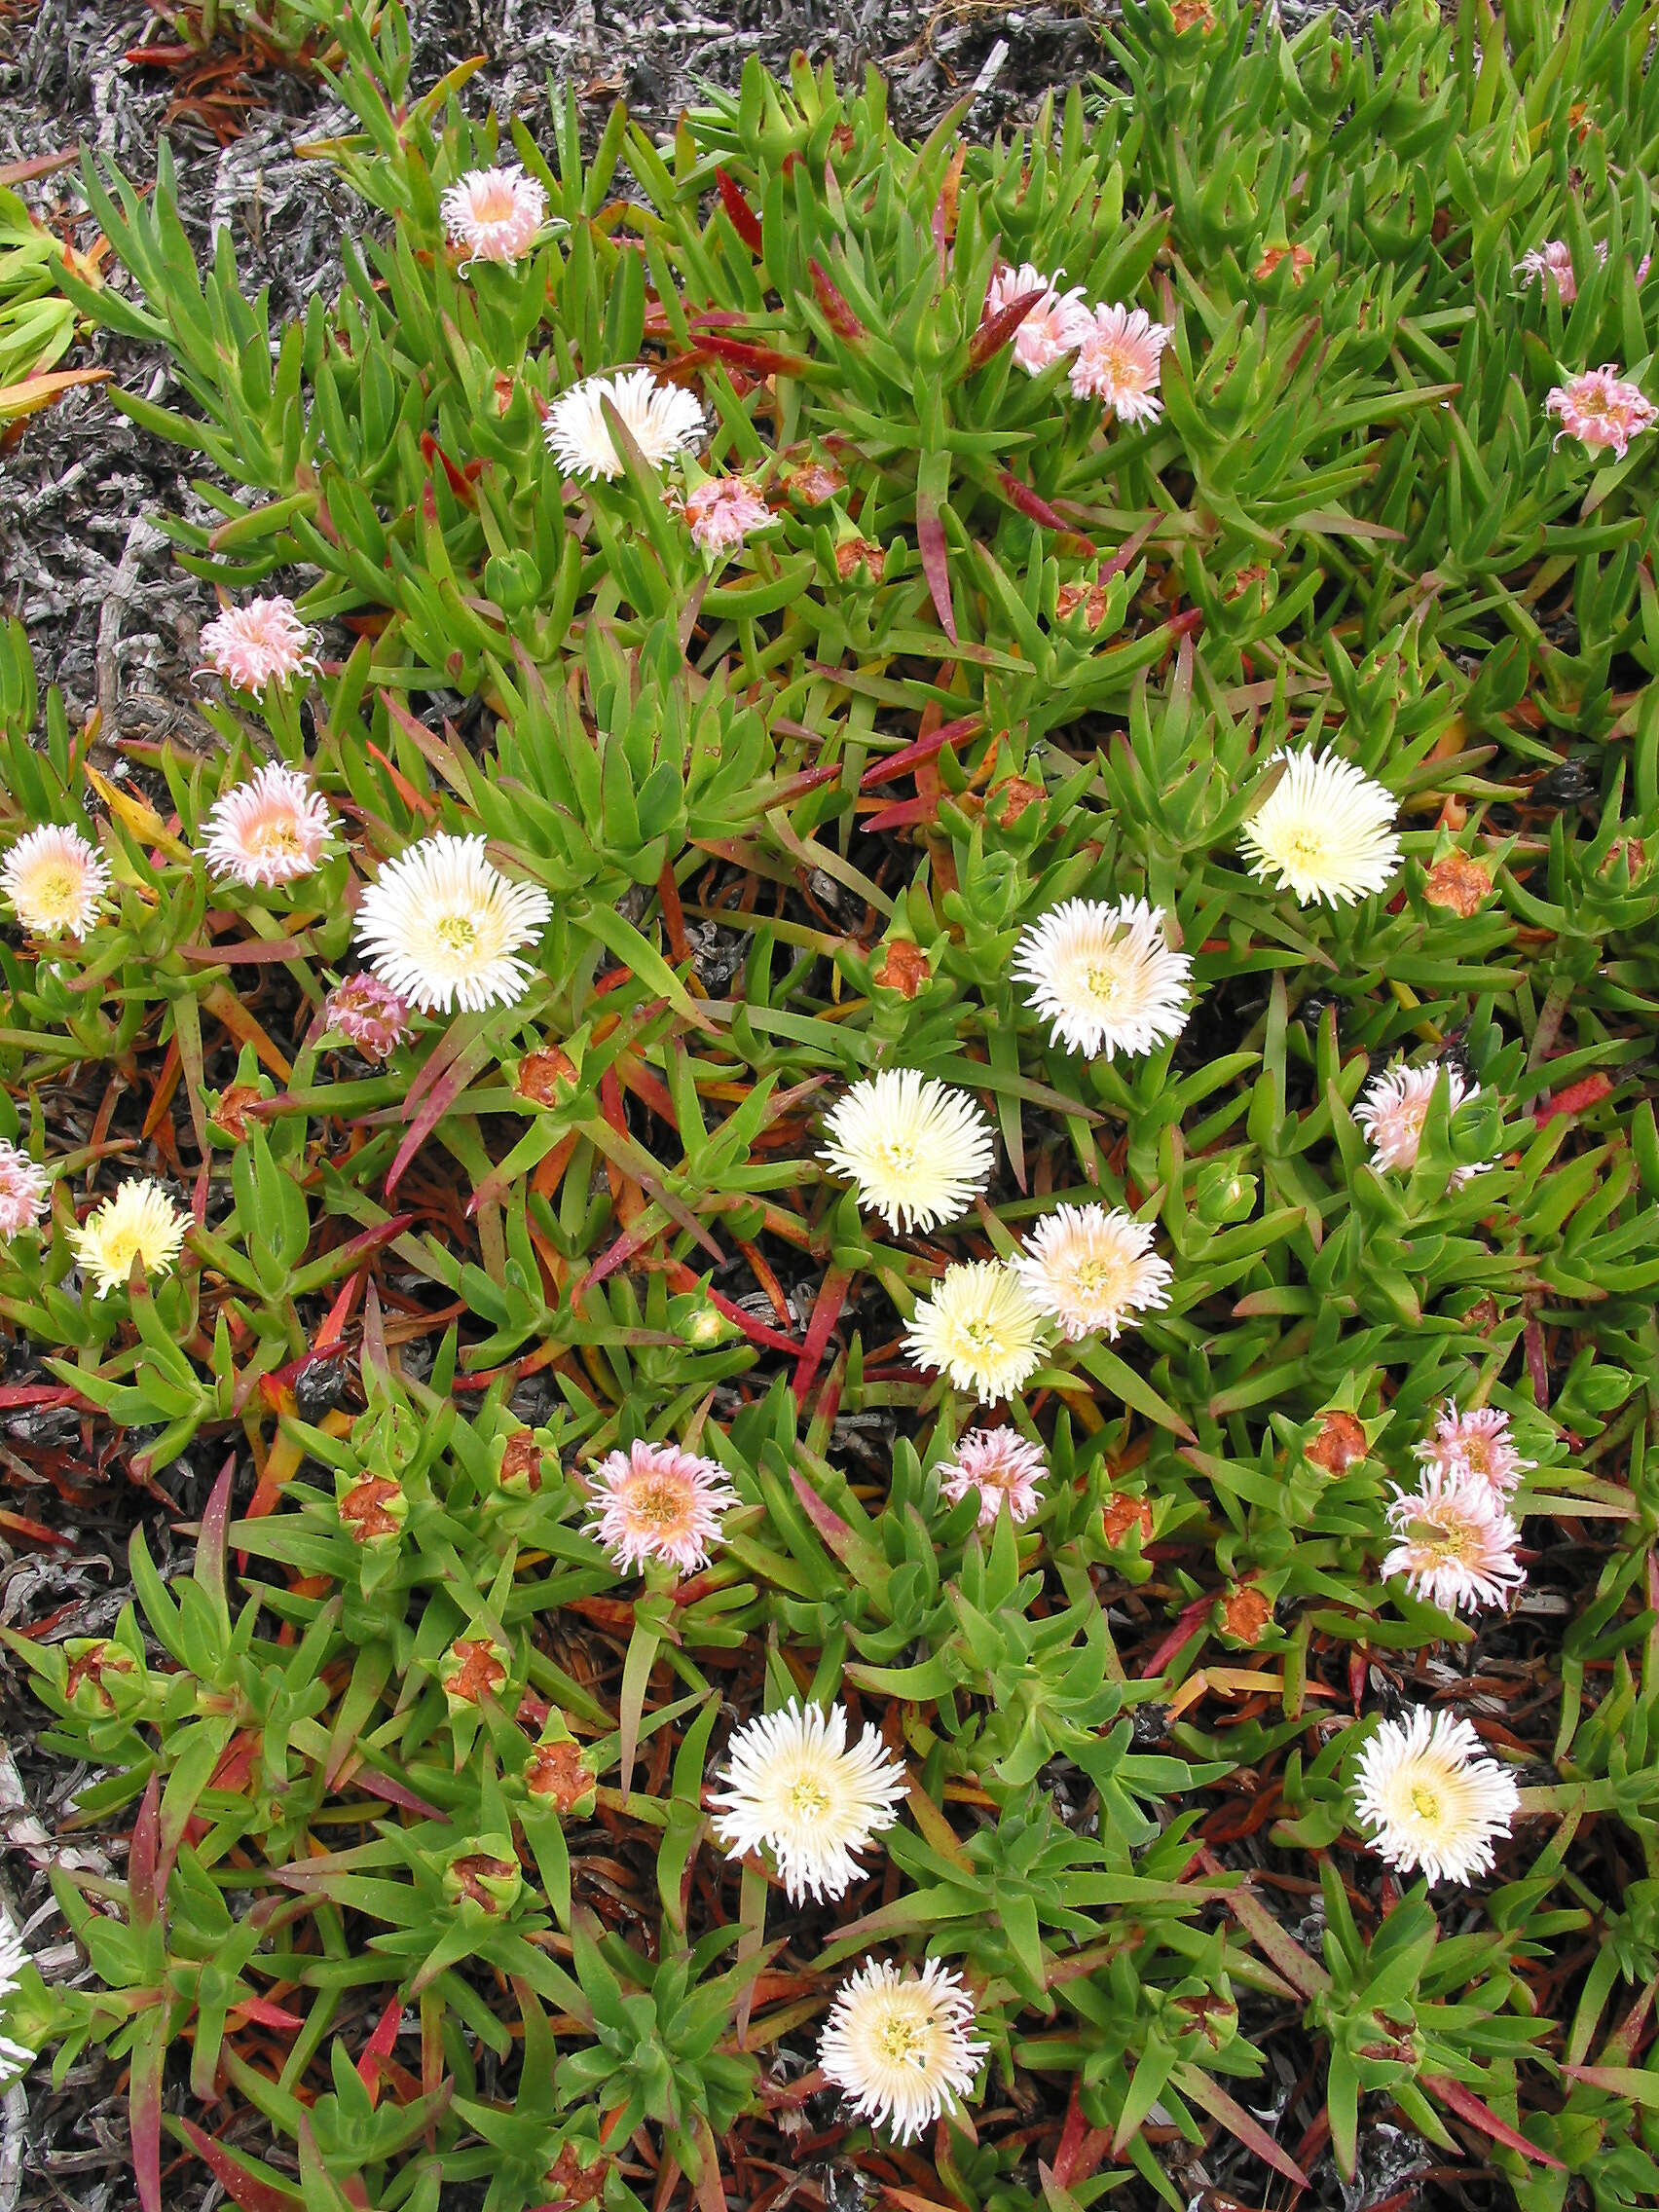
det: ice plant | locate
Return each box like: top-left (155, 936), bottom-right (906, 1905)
top-left (0, 1929), bottom-right (35, 2085)
top-left (708, 1699), bottom-right (908, 1903)
top-left (441, 163), bottom-right (547, 265)
top-left (903, 1261), bottom-right (1049, 1402)
top-left (1382, 1468), bottom-right (1526, 1613)
top-left (199, 597), bottom-right (318, 693)
top-left (1, 825), bottom-right (111, 938)
top-left (1014, 1203), bottom-right (1173, 1343)
top-left (1013, 896), bottom-right (1193, 1059)
top-left (583, 1438), bottom-right (740, 1573)
top-left (1351, 1707), bottom-right (1520, 1886)
top-left (73, 1180), bottom-right (189, 1296)
top-left (544, 366), bottom-right (704, 482)
top-left (353, 833), bottom-right (552, 1015)
top-left (324, 974), bottom-right (413, 1058)
top-left (984, 260), bottom-right (1093, 373)
top-left (0, 1142), bottom-right (48, 1238)
top-left (1545, 365), bottom-right (1657, 459)
top-left (202, 762), bottom-right (334, 888)
top-left (1354, 1060), bottom-right (1492, 1184)
top-left (938, 1427), bottom-right (1049, 1528)
top-left (682, 475), bottom-right (775, 554)
top-left (1414, 1401), bottom-right (1534, 1501)
top-left (818, 1958), bottom-right (988, 2144)
top-left (820, 1070), bottom-right (995, 1235)
top-left (1238, 749), bottom-right (1402, 906)
top-left (1068, 303), bottom-right (1173, 424)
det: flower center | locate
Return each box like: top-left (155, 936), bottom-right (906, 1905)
top-left (787, 1775), bottom-right (830, 1821)
top-left (474, 183), bottom-right (518, 224)
top-left (33, 865), bottom-right (80, 917)
top-left (1409, 1515), bottom-right (1470, 1565)
top-left (961, 1316), bottom-right (1002, 1350)
top-left (1461, 1437), bottom-right (1493, 1476)
top-left (1084, 958), bottom-right (1125, 1007)
top-left (877, 2012), bottom-right (926, 2068)
top-left (630, 1477), bottom-right (689, 1530)
top-left (1409, 1782), bottom-right (1443, 1823)
top-left (875, 1137), bottom-right (919, 1180)
top-left (1279, 829), bottom-right (1327, 868)
top-left (1070, 1254), bottom-right (1127, 1301)
top-left (250, 818), bottom-right (304, 857)
top-left (436, 912), bottom-right (479, 955)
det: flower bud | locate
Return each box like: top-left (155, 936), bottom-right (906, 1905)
top-left (443, 1839), bottom-right (524, 1916)
top-left (337, 1472), bottom-right (407, 1547)
top-left (440, 1637), bottom-right (509, 1714)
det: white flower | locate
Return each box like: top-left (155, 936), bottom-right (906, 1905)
top-left (544, 366), bottom-right (705, 482)
top-left (818, 1958), bottom-right (988, 2144)
top-left (1382, 1468), bottom-right (1526, 1613)
top-left (1414, 1401), bottom-right (1533, 1501)
top-left (1013, 1203), bottom-right (1172, 1342)
top-left (73, 1180), bottom-right (189, 1297)
top-left (0, 1928), bottom-right (35, 2086)
top-left (441, 164), bottom-right (548, 266)
top-left (1238, 749), bottom-right (1402, 906)
top-left (820, 1071), bottom-right (995, 1235)
top-left (709, 1700), bottom-right (908, 1903)
top-left (1351, 1707), bottom-right (1519, 1886)
top-left (353, 833), bottom-right (551, 1015)
top-left (1013, 896), bottom-right (1192, 1059)
top-left (1, 825), bottom-right (111, 938)
top-left (938, 1427), bottom-right (1048, 1528)
top-left (201, 762), bottom-right (334, 888)
top-left (903, 1261), bottom-right (1049, 1403)
top-left (199, 597), bottom-right (319, 693)
top-left (1354, 1060), bottom-right (1493, 1185)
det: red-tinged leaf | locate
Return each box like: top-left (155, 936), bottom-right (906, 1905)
top-left (1562, 2061), bottom-right (1659, 2105)
top-left (177, 935), bottom-right (319, 964)
top-left (130, 2010), bottom-right (166, 2212)
top-left (969, 288), bottom-right (1047, 372)
top-left (860, 715), bottom-right (980, 791)
top-left (129, 1771), bottom-right (163, 1928)
top-left (0, 1510), bottom-right (71, 1548)
top-left (808, 257), bottom-right (865, 341)
top-left (708, 1288), bottom-right (800, 1355)
top-left (229, 1996), bottom-right (306, 2031)
top-left (716, 166), bottom-right (765, 254)
top-left (1422, 2077), bottom-right (1567, 2167)
top-left (1050, 2078), bottom-right (1116, 2190)
top-left (181, 2122), bottom-right (303, 2212)
top-left (197, 1452), bottom-right (236, 1625)
top-left (357, 1992), bottom-right (404, 2101)
top-left (363, 739), bottom-right (438, 820)
top-left (1534, 1071), bottom-right (1613, 1124)
top-left (387, 1036), bottom-right (497, 1198)
top-left (575, 1225), bottom-right (652, 1298)
top-left (352, 1768), bottom-right (451, 1821)
top-left (863, 791), bottom-right (949, 834)
top-left (793, 1266), bottom-right (852, 1408)
top-left (996, 469), bottom-right (1094, 549)
top-left (1226, 1882), bottom-right (1332, 1998)
top-left (684, 333), bottom-right (817, 378)
top-left (181, 2123), bottom-right (302, 2212)
top-left (916, 493), bottom-right (958, 643)
top-left (0, 1383), bottom-right (79, 1409)
top-left (1097, 515), bottom-right (1159, 583)
top-left (1173, 2062), bottom-right (1310, 2187)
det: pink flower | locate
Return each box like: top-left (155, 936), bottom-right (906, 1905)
top-left (584, 1439), bottom-right (740, 1573)
top-left (1069, 304), bottom-right (1173, 424)
top-left (202, 763), bottom-right (333, 888)
top-left (440, 164), bottom-right (547, 267)
top-left (1382, 1466), bottom-right (1525, 1613)
top-left (0, 1141), bottom-right (48, 1237)
top-left (984, 262), bottom-right (1093, 375)
top-left (1545, 365), bottom-right (1657, 459)
top-left (1515, 240), bottom-right (1578, 302)
top-left (938, 1426), bottom-right (1049, 1529)
top-left (324, 974), bottom-right (413, 1059)
top-left (200, 599), bottom-right (319, 693)
top-left (1414, 1402), bottom-right (1534, 1502)
top-left (682, 476), bottom-right (775, 556)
